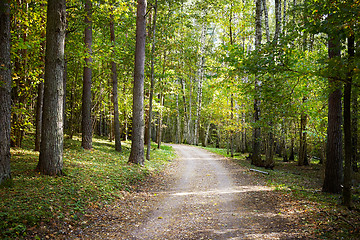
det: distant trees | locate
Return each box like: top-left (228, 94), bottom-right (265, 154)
top-left (0, 0), bottom-right (12, 185)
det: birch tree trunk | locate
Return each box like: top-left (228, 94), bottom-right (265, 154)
top-left (128, 0), bottom-right (147, 165)
top-left (0, 0), bottom-right (12, 184)
top-left (37, 0), bottom-right (66, 176)
top-left (82, 0), bottom-right (93, 150)
top-left (262, 0), bottom-right (270, 42)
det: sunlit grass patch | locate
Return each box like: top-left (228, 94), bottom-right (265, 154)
top-left (0, 136), bottom-right (175, 239)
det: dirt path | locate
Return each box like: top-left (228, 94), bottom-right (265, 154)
top-left (73, 145), bottom-right (306, 239)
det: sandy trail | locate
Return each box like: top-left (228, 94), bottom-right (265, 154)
top-left (128, 145), bottom-right (302, 239)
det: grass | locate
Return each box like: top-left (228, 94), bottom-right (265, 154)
top-left (0, 135), bottom-right (175, 239)
top-left (204, 146), bottom-right (360, 239)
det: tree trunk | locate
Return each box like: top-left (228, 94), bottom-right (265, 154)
top-left (265, 129), bottom-right (275, 169)
top-left (176, 80), bottom-right (181, 144)
top-left (322, 32), bottom-right (343, 194)
top-left (146, 1), bottom-right (157, 160)
top-left (262, 0), bottom-right (270, 42)
top-left (252, 0), bottom-right (263, 167)
top-left (128, 0), bottom-right (146, 165)
top-left (37, 0), bottom-right (66, 176)
top-left (110, 12), bottom-right (121, 152)
top-left (195, 19), bottom-right (205, 146)
top-left (298, 110), bottom-right (309, 166)
top-left (0, 1), bottom-right (12, 184)
top-left (343, 34), bottom-right (354, 207)
top-left (82, 0), bottom-right (93, 150)
top-left (274, 0), bottom-right (282, 43)
top-left (157, 94), bottom-right (163, 149)
top-left (34, 81), bottom-right (44, 151)
top-left (352, 80), bottom-right (358, 172)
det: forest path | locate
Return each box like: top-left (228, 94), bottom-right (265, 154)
top-left (74, 145), bottom-right (305, 239)
top-left (127, 144), bottom-right (302, 239)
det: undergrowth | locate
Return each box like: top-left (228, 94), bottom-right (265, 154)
top-left (204, 146), bottom-right (360, 239)
top-left (0, 135), bottom-right (175, 239)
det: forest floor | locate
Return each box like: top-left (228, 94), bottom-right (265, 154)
top-left (2, 140), bottom-right (360, 239)
top-left (66, 144), bottom-right (360, 240)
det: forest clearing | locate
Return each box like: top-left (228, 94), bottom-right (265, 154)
top-left (1, 0), bottom-right (360, 239)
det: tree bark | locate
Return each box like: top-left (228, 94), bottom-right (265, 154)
top-left (82, 0), bottom-right (93, 150)
top-left (352, 79), bottom-right (358, 172)
top-left (252, 0), bottom-right (263, 167)
top-left (298, 109), bottom-right (309, 166)
top-left (129, 0), bottom-right (146, 165)
top-left (322, 31), bottom-right (343, 194)
top-left (157, 93), bottom-right (163, 149)
top-left (34, 81), bottom-right (44, 151)
top-left (195, 18), bottom-right (206, 146)
top-left (274, 0), bottom-right (282, 43)
top-left (110, 12), bottom-right (121, 152)
top-left (262, 0), bottom-right (270, 42)
top-left (37, 0), bottom-right (66, 176)
top-left (343, 34), bottom-right (354, 207)
top-left (0, 0), bottom-right (12, 184)
top-left (146, 1), bottom-right (157, 160)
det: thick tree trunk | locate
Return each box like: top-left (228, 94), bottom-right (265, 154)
top-left (146, 1), bottom-right (157, 160)
top-left (323, 33), bottom-right (343, 194)
top-left (110, 13), bottom-right (121, 152)
top-left (82, 0), bottom-right (93, 150)
top-left (37, 0), bottom-right (66, 176)
top-left (265, 130), bottom-right (275, 169)
top-left (252, 0), bottom-right (263, 167)
top-left (129, 0), bottom-right (146, 165)
top-left (0, 1), bottom-right (12, 184)
top-left (343, 34), bottom-right (354, 207)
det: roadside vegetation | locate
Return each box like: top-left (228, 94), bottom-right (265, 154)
top-left (0, 136), bottom-right (175, 239)
top-left (204, 146), bottom-right (360, 239)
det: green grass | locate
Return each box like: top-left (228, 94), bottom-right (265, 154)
top-left (0, 136), bottom-right (175, 239)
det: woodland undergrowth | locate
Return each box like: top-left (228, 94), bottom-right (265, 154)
top-left (0, 135), bottom-right (175, 239)
top-left (204, 147), bottom-right (360, 239)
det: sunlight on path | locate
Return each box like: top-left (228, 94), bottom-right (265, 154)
top-left (129, 145), bottom-right (304, 240)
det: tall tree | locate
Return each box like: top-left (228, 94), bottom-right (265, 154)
top-left (343, 34), bottom-right (355, 207)
top-left (37, 0), bottom-right (66, 175)
top-left (0, 0), bottom-right (12, 185)
top-left (82, 0), bottom-right (93, 150)
top-left (146, 0), bottom-right (157, 160)
top-left (110, 10), bottom-right (121, 152)
top-left (129, 0), bottom-right (147, 165)
top-left (251, 0), bottom-right (263, 166)
top-left (322, 24), bottom-right (343, 194)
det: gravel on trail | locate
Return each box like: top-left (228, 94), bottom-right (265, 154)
top-left (72, 145), bottom-right (307, 240)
